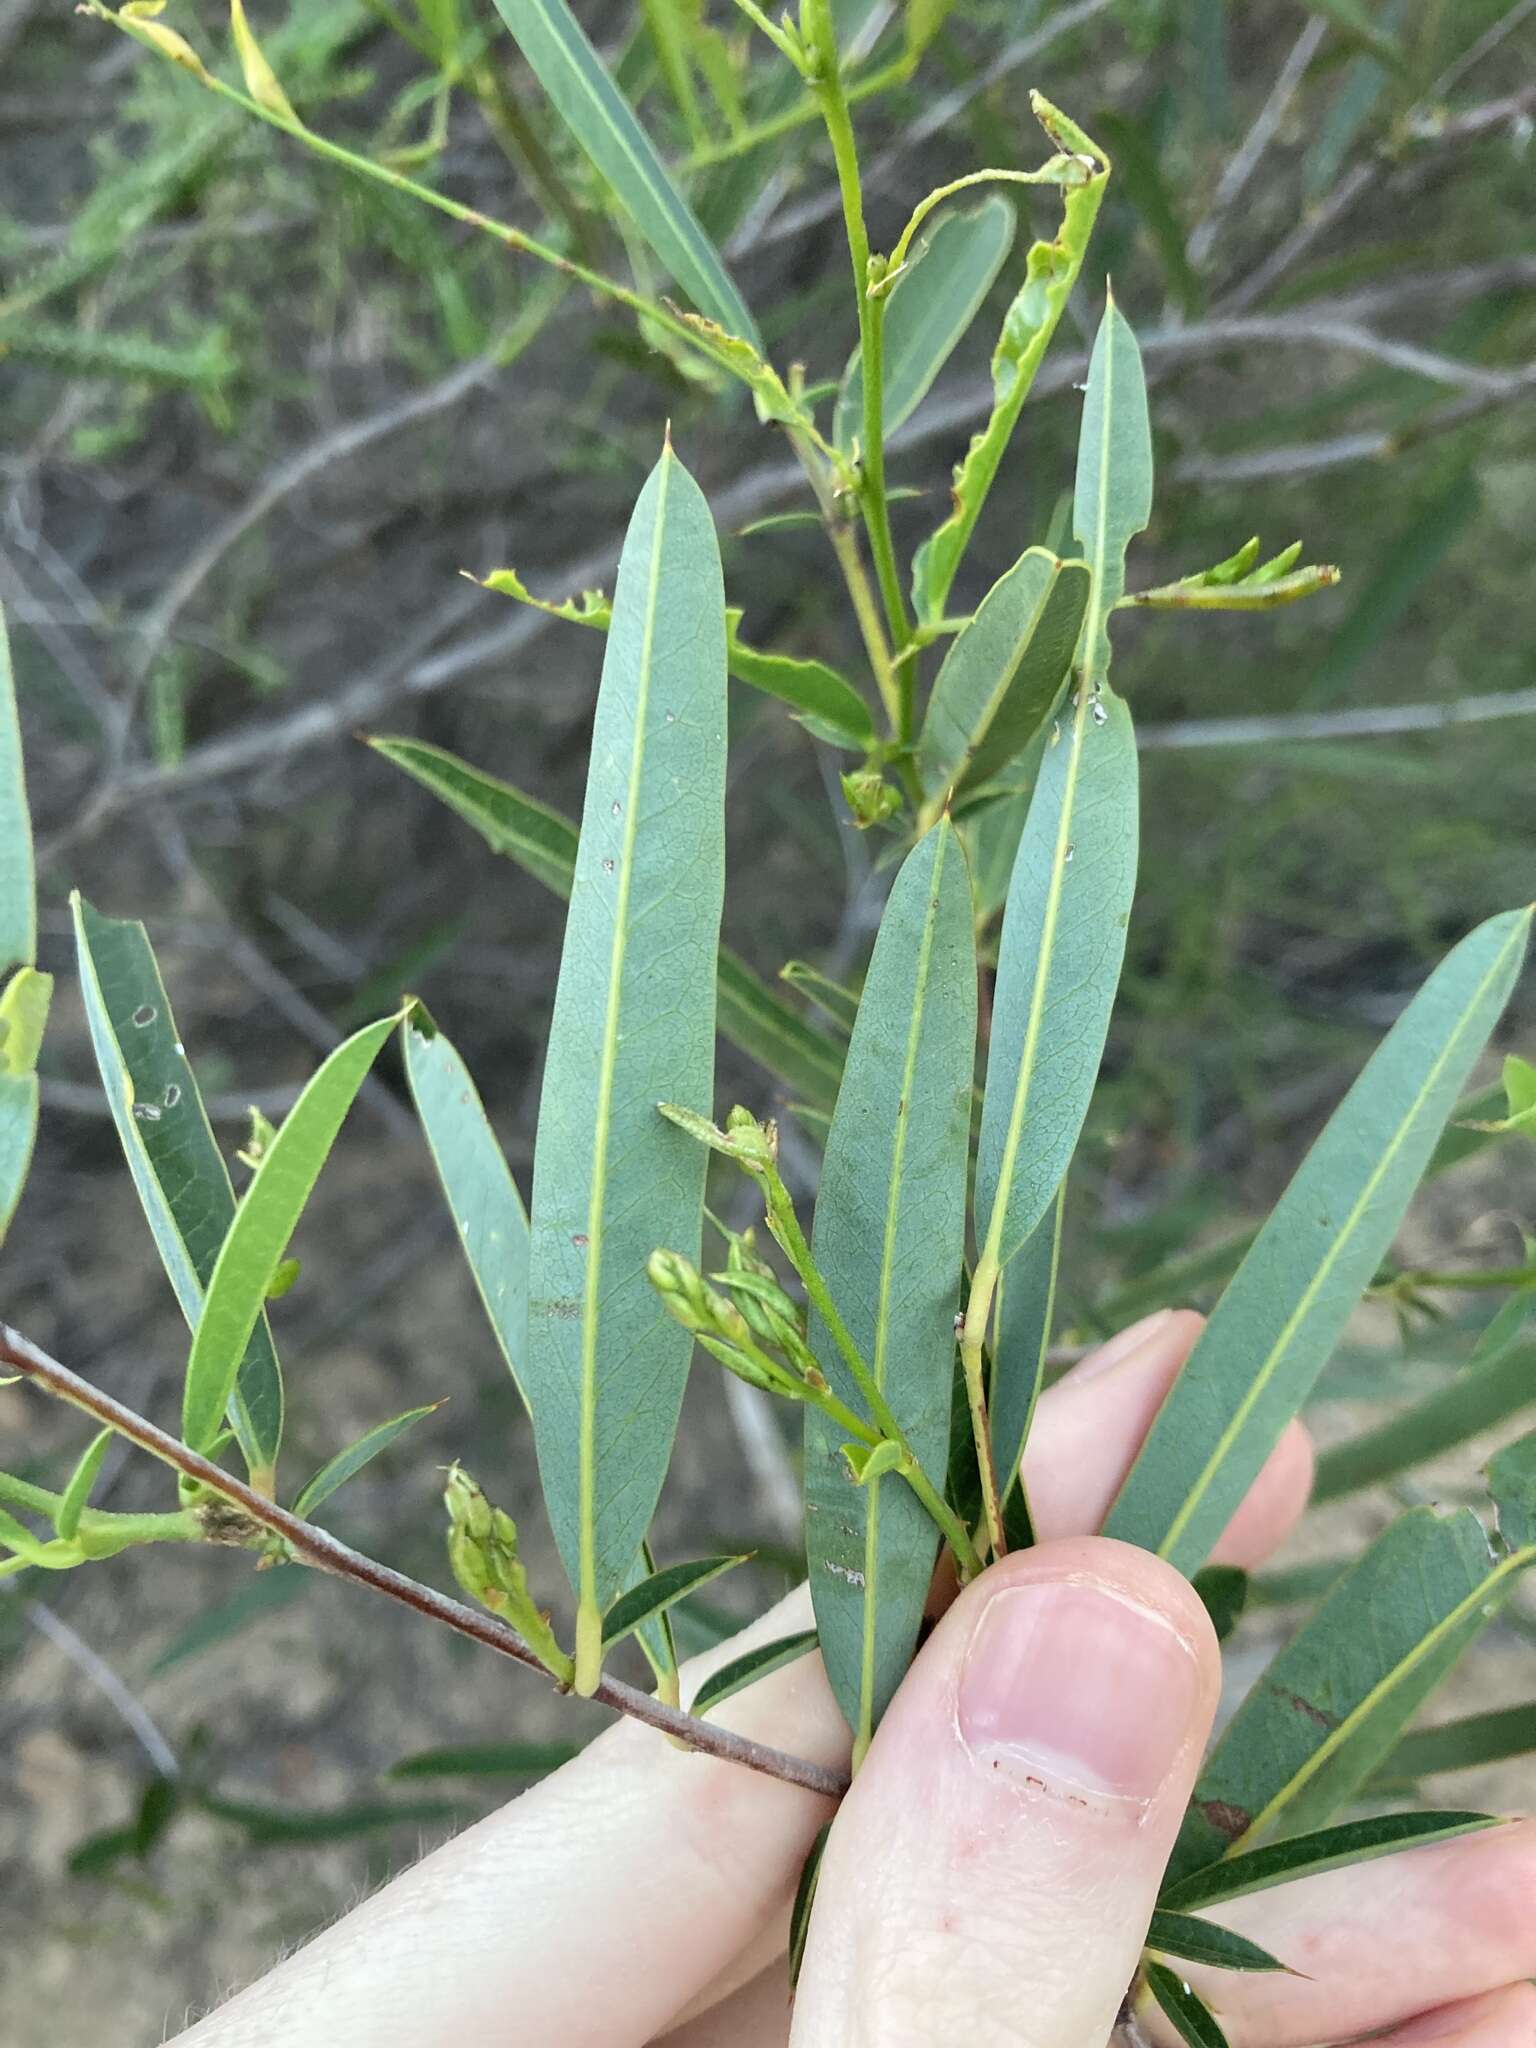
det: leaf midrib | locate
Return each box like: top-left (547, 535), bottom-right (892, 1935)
top-left (1158, 919), bottom-right (1528, 1563)
top-left (578, 454), bottom-right (673, 1618)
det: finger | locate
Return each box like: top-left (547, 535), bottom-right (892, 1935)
top-left (1023, 1309), bottom-right (1314, 1566)
top-left (1367, 1985), bottom-right (1536, 2048)
top-left (790, 1538), bottom-right (1221, 2048)
top-left (661, 1958), bottom-right (793, 2047)
top-left (1148, 1817), bottom-right (1536, 2047)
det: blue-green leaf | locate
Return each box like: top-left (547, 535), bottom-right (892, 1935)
top-left (0, 604), bottom-right (45, 1249)
top-left (835, 195), bottom-right (1014, 452)
top-left (183, 1008), bottom-right (404, 1455)
top-left (1160, 1812), bottom-right (1499, 1913)
top-left (73, 895), bottom-right (284, 1479)
top-left (1145, 1962), bottom-right (1231, 2048)
top-left (489, 0), bottom-right (758, 344)
top-left (0, 604), bottom-right (34, 981)
top-left (690, 1627), bottom-right (820, 1716)
top-left (990, 1185), bottom-right (1063, 1534)
top-left (917, 549), bottom-right (1091, 802)
top-left (805, 821), bottom-right (975, 1745)
top-left (601, 1553), bottom-right (747, 1648)
top-left (1145, 1911), bottom-right (1290, 1974)
top-left (1074, 290), bottom-right (1153, 686)
top-left (293, 1404), bottom-right (440, 1520)
top-left (1106, 908), bottom-right (1532, 1576)
top-left (403, 1016), bottom-right (530, 1400)
top-left (974, 689), bottom-right (1139, 1276)
top-left (525, 446), bottom-right (728, 1687)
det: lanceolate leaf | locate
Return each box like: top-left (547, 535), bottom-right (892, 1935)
top-left (488, 0), bottom-right (758, 345)
top-left (601, 1553), bottom-right (747, 1648)
top-left (911, 97), bottom-right (1109, 626)
top-left (834, 195), bottom-right (1015, 452)
top-left (526, 447), bottom-right (727, 1677)
top-left (388, 1740), bottom-right (580, 1780)
top-left (293, 1405), bottom-right (439, 1520)
top-left (403, 1016), bottom-right (530, 1400)
top-left (183, 1008), bottom-right (404, 1455)
top-left (788, 1821), bottom-right (831, 1990)
top-left (690, 1628), bottom-right (821, 1716)
top-left (1373, 1702), bottom-right (1536, 1787)
top-left (371, 736), bottom-right (844, 1112)
top-left (0, 967), bottom-right (48, 1248)
top-left (55, 1429), bottom-right (113, 1543)
top-left (1106, 908), bottom-right (1533, 1576)
top-left (1145, 1912), bottom-right (1291, 1974)
top-left (1160, 1812), bottom-right (1499, 1914)
top-left (1145, 1964), bottom-right (1231, 2048)
top-left (917, 549), bottom-right (1090, 802)
top-left (1166, 1506), bottom-right (1523, 1887)
top-left (805, 821), bottom-right (975, 1746)
top-left (726, 612), bottom-right (874, 750)
top-left (973, 689), bottom-right (1139, 1275)
top-left (73, 896), bottom-right (284, 1479)
top-left (990, 1185), bottom-right (1063, 1523)
top-left (0, 605), bottom-right (45, 1248)
top-left (1074, 289), bottom-right (1153, 686)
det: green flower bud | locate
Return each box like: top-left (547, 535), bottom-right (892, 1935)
top-left (840, 770), bottom-right (902, 830)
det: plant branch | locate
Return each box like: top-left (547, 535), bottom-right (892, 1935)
top-left (0, 1321), bottom-right (851, 1802)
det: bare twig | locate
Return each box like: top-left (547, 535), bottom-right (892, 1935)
top-left (1138, 685), bottom-right (1536, 753)
top-left (1187, 17), bottom-right (1329, 272)
top-left (1430, 0), bottom-right (1536, 98)
top-left (1405, 82), bottom-right (1536, 144)
top-left (20, 1598), bottom-right (180, 1778)
top-left (0, 1321), bottom-right (850, 1802)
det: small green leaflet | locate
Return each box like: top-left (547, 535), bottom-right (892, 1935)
top-left (73, 896), bottom-right (284, 1478)
top-left (1074, 290), bottom-right (1153, 686)
top-left (1145, 1913), bottom-right (1289, 1975)
top-left (916, 549), bottom-right (1090, 803)
top-left (293, 1405), bottom-right (440, 1520)
top-left (973, 689), bottom-right (1139, 1275)
top-left (55, 1429), bottom-right (114, 1543)
top-left (690, 1628), bottom-right (820, 1716)
top-left (788, 1821), bottom-right (831, 1989)
top-left (183, 1007), bottom-right (404, 1454)
top-left (1144, 1963), bottom-right (1231, 2048)
top-left (726, 611), bottom-right (874, 751)
top-left (370, 736), bottom-right (844, 1113)
top-left (1106, 907), bottom-right (1532, 1576)
top-left (403, 1016), bottom-right (530, 1400)
top-left (805, 821), bottom-right (975, 1746)
top-left (525, 448), bottom-right (727, 1681)
top-left (1160, 1811), bottom-right (1499, 1914)
top-left (488, 0), bottom-right (758, 345)
top-left (834, 195), bottom-right (1015, 452)
top-left (1166, 1506), bottom-right (1521, 1887)
top-left (601, 1553), bottom-right (746, 1649)
top-left (911, 97), bottom-right (1109, 626)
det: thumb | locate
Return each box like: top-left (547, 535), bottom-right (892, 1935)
top-left (790, 1537), bottom-right (1221, 2048)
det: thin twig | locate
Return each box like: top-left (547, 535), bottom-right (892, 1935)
top-left (0, 1321), bottom-right (850, 1802)
top-left (1188, 17), bottom-right (1328, 272)
top-left (1137, 685), bottom-right (1536, 752)
top-left (20, 1597), bottom-right (180, 1778)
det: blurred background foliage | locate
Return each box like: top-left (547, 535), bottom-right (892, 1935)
top-left (1, 0), bottom-right (1534, 2032)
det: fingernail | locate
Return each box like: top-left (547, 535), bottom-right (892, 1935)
top-left (959, 1577), bottom-right (1201, 1803)
top-left (1071, 1309), bottom-right (1176, 1384)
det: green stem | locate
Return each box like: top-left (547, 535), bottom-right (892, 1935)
top-left (681, 55), bottom-right (912, 168)
top-left (761, 1170), bottom-right (983, 1575)
top-left (806, 12), bottom-right (915, 736)
top-left (958, 1248), bottom-right (1007, 1561)
top-left (1391, 1266), bottom-right (1536, 1293)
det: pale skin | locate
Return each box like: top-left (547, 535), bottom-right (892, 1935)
top-left (171, 1311), bottom-right (1536, 2047)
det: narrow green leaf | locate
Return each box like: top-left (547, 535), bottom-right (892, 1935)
top-left (73, 896), bottom-right (285, 1478)
top-left (917, 549), bottom-right (1091, 801)
top-left (1160, 1812), bottom-right (1499, 1914)
top-left (0, 1504), bottom-right (69, 1568)
top-left (1147, 1911), bottom-right (1290, 1974)
top-left (183, 1008), bottom-right (403, 1454)
top-left (0, 605), bottom-right (34, 980)
top-left (911, 97), bottom-right (1109, 626)
top-left (199, 1790), bottom-right (459, 1845)
top-left (990, 1185), bottom-right (1063, 1524)
top-left (526, 448), bottom-right (727, 1671)
top-left (834, 195), bottom-right (1015, 452)
top-left (1372, 1702), bottom-right (1536, 1786)
top-left (727, 611), bottom-right (874, 750)
top-left (974, 688), bottom-right (1139, 1274)
top-left (1106, 907), bottom-right (1533, 1576)
top-left (805, 821), bottom-right (975, 1743)
top-left (1145, 1964), bottom-right (1231, 2048)
top-left (488, 0), bottom-right (758, 344)
top-left (1192, 1564), bottom-right (1249, 1645)
top-left (0, 969), bottom-right (49, 1248)
top-left (1488, 1428), bottom-right (1536, 1552)
top-left (779, 962), bottom-right (859, 1037)
top-left (788, 1820), bottom-right (831, 1990)
top-left (1313, 1332), bottom-right (1535, 1504)
top-left (371, 736), bottom-right (844, 1112)
top-left (690, 1627), bottom-right (820, 1716)
top-left (388, 1740), bottom-right (580, 1781)
top-left (403, 1017), bottom-right (530, 1400)
top-left (293, 1405), bottom-right (439, 1520)
top-left (1073, 290), bottom-right (1153, 685)
top-left (1166, 1507), bottom-right (1520, 1887)
top-left (601, 1553), bottom-right (747, 1648)
top-left (148, 1567), bottom-right (307, 1675)
top-left (55, 1429), bottom-right (114, 1543)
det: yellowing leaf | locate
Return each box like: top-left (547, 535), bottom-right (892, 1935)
top-left (229, 0), bottom-right (298, 121)
top-left (118, 2), bottom-right (213, 83)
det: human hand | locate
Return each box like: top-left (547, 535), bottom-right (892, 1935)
top-left (175, 1311), bottom-right (1536, 2048)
